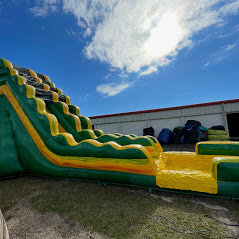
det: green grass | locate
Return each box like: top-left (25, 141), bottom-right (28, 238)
top-left (30, 179), bottom-right (236, 239)
top-left (0, 177), bottom-right (238, 239)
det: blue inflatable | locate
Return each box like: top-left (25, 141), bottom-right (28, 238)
top-left (157, 128), bottom-right (173, 143)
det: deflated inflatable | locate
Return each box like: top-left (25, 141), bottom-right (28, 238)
top-left (0, 58), bottom-right (238, 198)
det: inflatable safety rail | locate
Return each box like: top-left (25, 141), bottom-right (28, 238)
top-left (0, 58), bottom-right (239, 199)
top-left (0, 210), bottom-right (9, 239)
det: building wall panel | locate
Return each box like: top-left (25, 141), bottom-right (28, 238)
top-left (121, 121), bottom-right (147, 136)
top-left (224, 102), bottom-right (239, 113)
top-left (91, 102), bottom-right (239, 136)
top-left (149, 118), bottom-right (181, 137)
top-left (182, 105), bottom-right (222, 117)
top-left (95, 123), bottom-right (120, 134)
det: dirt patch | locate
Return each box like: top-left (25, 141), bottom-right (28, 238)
top-left (4, 190), bottom-right (108, 239)
top-left (150, 193), bottom-right (173, 203)
top-left (1, 177), bottom-right (239, 239)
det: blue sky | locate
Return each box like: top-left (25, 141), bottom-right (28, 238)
top-left (0, 0), bottom-right (239, 117)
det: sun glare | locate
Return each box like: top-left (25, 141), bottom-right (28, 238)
top-left (145, 11), bottom-right (182, 59)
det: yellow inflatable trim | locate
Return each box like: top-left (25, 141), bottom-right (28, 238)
top-left (43, 84), bottom-right (50, 91)
top-left (16, 76), bottom-right (79, 144)
top-left (13, 76), bottom-right (77, 145)
top-left (16, 75), bottom-right (27, 85)
top-left (9, 68), bottom-right (18, 76)
top-left (35, 77), bottom-right (42, 84)
top-left (43, 74), bottom-right (51, 83)
top-left (58, 101), bottom-right (82, 131)
top-left (94, 129), bottom-right (104, 136)
top-left (57, 88), bottom-right (63, 94)
top-left (51, 91), bottom-right (59, 102)
top-left (65, 95), bottom-right (71, 104)
top-left (212, 156), bottom-right (239, 179)
top-left (6, 60), bottom-right (162, 165)
top-left (70, 104), bottom-right (92, 129)
top-left (0, 85), bottom-right (157, 176)
top-left (46, 107), bottom-right (66, 133)
top-left (195, 141), bottom-right (239, 154)
top-left (3, 59), bottom-right (92, 140)
top-left (28, 69), bottom-right (37, 78)
top-left (3, 60), bottom-right (68, 107)
top-left (3, 59), bottom-right (13, 68)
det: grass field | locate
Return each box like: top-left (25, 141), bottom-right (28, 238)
top-left (0, 177), bottom-right (239, 239)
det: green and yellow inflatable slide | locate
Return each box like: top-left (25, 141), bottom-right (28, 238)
top-left (0, 58), bottom-right (238, 198)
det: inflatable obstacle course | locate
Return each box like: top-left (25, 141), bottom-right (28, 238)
top-left (0, 58), bottom-right (239, 198)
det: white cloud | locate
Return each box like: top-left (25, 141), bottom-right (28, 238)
top-left (119, 72), bottom-right (128, 78)
top-left (66, 30), bottom-right (77, 37)
top-left (83, 28), bottom-right (92, 37)
top-left (203, 42), bottom-right (237, 67)
top-left (204, 62), bottom-right (210, 67)
top-left (233, 24), bottom-right (239, 31)
top-left (204, 56), bottom-right (224, 67)
top-left (30, 0), bottom-right (60, 17)
top-left (63, 0), bottom-right (117, 28)
top-left (224, 43), bottom-right (237, 51)
top-left (214, 56), bottom-right (224, 62)
top-left (31, 0), bottom-right (239, 76)
top-left (61, 0), bottom-right (239, 75)
top-left (140, 66), bottom-right (158, 76)
top-left (96, 81), bottom-right (133, 97)
top-left (219, 0), bottom-right (239, 15)
top-left (104, 73), bottom-right (112, 79)
top-left (218, 34), bottom-right (230, 39)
